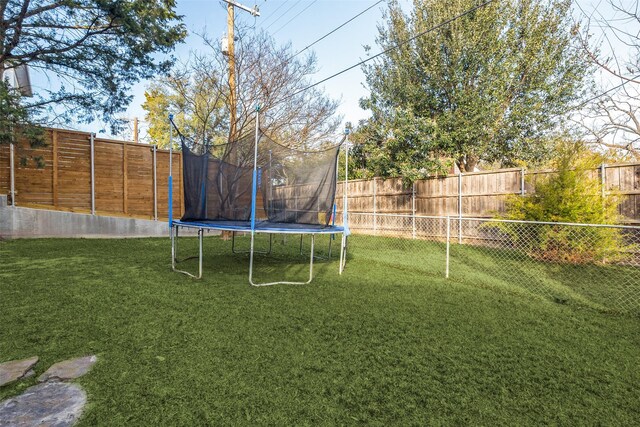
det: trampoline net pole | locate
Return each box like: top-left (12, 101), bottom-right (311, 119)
top-left (249, 106), bottom-right (260, 284)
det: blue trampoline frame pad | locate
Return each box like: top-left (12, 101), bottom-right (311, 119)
top-left (172, 219), bottom-right (344, 234)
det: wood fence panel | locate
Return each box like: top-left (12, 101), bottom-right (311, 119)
top-left (0, 144), bottom-right (9, 195)
top-left (56, 131), bottom-right (91, 210)
top-left (414, 175), bottom-right (459, 216)
top-left (126, 143), bottom-right (154, 218)
top-left (13, 131), bottom-right (54, 206)
top-left (94, 139), bottom-right (125, 216)
top-left (155, 150), bottom-right (171, 220)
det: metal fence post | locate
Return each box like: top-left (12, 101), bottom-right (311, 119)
top-left (601, 163), bottom-right (606, 198)
top-left (458, 172), bottom-right (463, 244)
top-left (90, 133), bottom-right (95, 215)
top-left (9, 143), bottom-right (15, 206)
top-left (373, 177), bottom-right (377, 234)
top-left (521, 168), bottom-right (526, 196)
top-left (153, 145), bottom-right (158, 221)
top-left (412, 182), bottom-right (416, 239)
top-left (446, 215), bottom-right (450, 278)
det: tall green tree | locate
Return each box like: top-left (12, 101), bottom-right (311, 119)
top-left (0, 0), bottom-right (186, 137)
top-left (358, 0), bottom-right (590, 177)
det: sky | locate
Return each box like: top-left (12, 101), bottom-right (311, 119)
top-left (26, 0), bottom-right (638, 141)
top-left (119, 0), bottom-right (403, 141)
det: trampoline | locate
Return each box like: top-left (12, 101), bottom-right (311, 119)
top-left (168, 107), bottom-right (350, 286)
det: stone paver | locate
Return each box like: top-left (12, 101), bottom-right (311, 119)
top-left (0, 382), bottom-right (86, 427)
top-left (0, 357), bottom-right (39, 387)
top-left (38, 356), bottom-right (97, 383)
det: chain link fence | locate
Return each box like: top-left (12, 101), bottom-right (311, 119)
top-left (343, 212), bottom-right (640, 315)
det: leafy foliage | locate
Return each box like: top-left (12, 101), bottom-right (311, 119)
top-left (0, 81), bottom-right (43, 146)
top-left (358, 0), bottom-right (590, 177)
top-left (143, 57), bottom-right (227, 148)
top-left (501, 141), bottom-right (629, 264)
top-left (0, 0), bottom-right (186, 134)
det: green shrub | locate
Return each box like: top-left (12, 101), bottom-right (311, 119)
top-left (499, 141), bottom-right (630, 264)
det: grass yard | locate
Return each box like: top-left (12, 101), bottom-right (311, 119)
top-left (1, 236), bottom-right (639, 425)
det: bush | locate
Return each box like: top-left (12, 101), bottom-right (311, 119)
top-left (499, 141), bottom-right (630, 264)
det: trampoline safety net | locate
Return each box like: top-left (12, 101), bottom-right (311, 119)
top-left (179, 130), bottom-right (343, 226)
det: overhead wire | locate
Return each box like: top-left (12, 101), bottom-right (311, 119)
top-left (264, 0), bottom-right (303, 31)
top-left (276, 0), bottom-right (495, 104)
top-left (571, 74), bottom-right (640, 111)
top-left (272, 0), bottom-right (319, 35)
top-left (259, 0), bottom-right (290, 27)
top-left (288, 0), bottom-right (385, 61)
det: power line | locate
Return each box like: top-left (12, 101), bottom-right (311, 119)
top-left (264, 0), bottom-right (303, 31)
top-left (288, 0), bottom-right (385, 60)
top-left (259, 0), bottom-right (290, 26)
top-left (272, 0), bottom-right (319, 35)
top-left (572, 74), bottom-right (640, 111)
top-left (279, 0), bottom-right (495, 103)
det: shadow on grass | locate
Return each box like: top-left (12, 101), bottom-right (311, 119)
top-left (343, 234), bottom-right (639, 315)
top-left (448, 243), bottom-right (640, 314)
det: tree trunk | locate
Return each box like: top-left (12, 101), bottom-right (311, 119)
top-left (458, 154), bottom-right (479, 173)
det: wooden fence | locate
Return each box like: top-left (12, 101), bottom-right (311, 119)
top-left (2, 127), bottom-right (640, 224)
top-left (0, 128), bottom-right (183, 220)
top-left (334, 164), bottom-right (640, 224)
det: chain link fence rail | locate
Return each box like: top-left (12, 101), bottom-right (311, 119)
top-left (343, 212), bottom-right (640, 315)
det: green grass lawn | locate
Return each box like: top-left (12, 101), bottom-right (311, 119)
top-left (1, 236), bottom-right (639, 425)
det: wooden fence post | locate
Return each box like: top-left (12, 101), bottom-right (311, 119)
top-left (90, 133), bottom-right (95, 215)
top-left (52, 130), bottom-right (58, 207)
top-left (458, 172), bottom-right (463, 244)
top-left (412, 181), bottom-right (416, 239)
top-left (9, 143), bottom-right (15, 206)
top-left (123, 143), bottom-right (128, 214)
top-left (601, 163), bottom-right (606, 198)
top-left (153, 145), bottom-right (158, 220)
top-left (521, 168), bottom-right (526, 196)
top-left (373, 177), bottom-right (377, 233)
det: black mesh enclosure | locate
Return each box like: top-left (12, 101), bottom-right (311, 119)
top-left (179, 130), bottom-right (343, 226)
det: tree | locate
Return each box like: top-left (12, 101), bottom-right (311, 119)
top-left (577, 0), bottom-right (640, 85)
top-left (358, 0), bottom-right (590, 177)
top-left (575, 0), bottom-right (640, 156)
top-left (499, 140), bottom-right (627, 264)
top-left (578, 86), bottom-right (640, 160)
top-left (0, 0), bottom-right (186, 136)
top-left (143, 29), bottom-right (341, 149)
top-left (0, 80), bottom-right (41, 144)
top-left (144, 55), bottom-right (227, 149)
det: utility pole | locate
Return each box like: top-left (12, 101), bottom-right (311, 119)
top-left (221, 0), bottom-right (259, 143)
top-left (133, 117), bottom-right (139, 143)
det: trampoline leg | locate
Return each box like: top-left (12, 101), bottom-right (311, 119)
top-left (339, 233), bottom-right (347, 275)
top-left (308, 234), bottom-right (315, 282)
top-left (197, 228), bottom-right (203, 279)
top-left (174, 226), bottom-right (179, 263)
top-left (171, 224), bottom-right (176, 269)
top-left (231, 231), bottom-right (237, 253)
top-left (171, 225), bottom-right (204, 279)
top-left (249, 233), bottom-right (316, 287)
